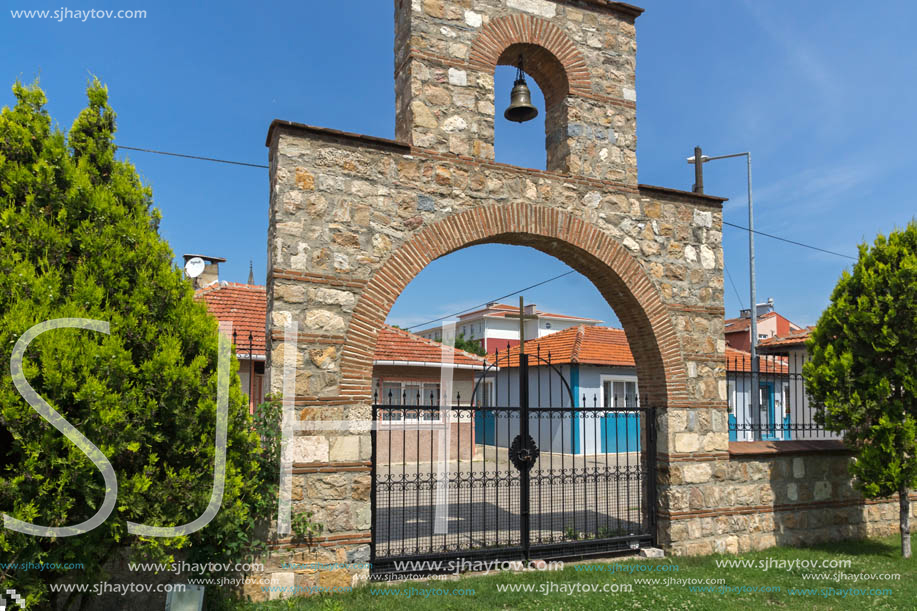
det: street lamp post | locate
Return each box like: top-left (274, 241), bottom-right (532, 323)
top-left (687, 148), bottom-right (760, 441)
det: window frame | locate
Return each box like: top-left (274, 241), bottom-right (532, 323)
top-left (377, 380), bottom-right (443, 423)
top-left (599, 374), bottom-right (640, 410)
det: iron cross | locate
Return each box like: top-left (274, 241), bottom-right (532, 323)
top-left (504, 296), bottom-right (539, 355)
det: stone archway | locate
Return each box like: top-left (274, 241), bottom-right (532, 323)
top-left (340, 202), bottom-right (687, 409)
top-left (261, 0), bottom-right (728, 594)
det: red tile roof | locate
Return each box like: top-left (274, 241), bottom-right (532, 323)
top-left (488, 325), bottom-right (635, 368)
top-left (724, 311), bottom-right (778, 334)
top-left (195, 283), bottom-right (267, 358)
top-left (757, 327), bottom-right (813, 349)
top-left (195, 284), bottom-right (486, 366)
top-left (375, 325), bottom-right (488, 367)
top-left (725, 347), bottom-right (789, 373)
top-left (488, 325), bottom-right (788, 374)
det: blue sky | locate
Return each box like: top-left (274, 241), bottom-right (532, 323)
top-left (3, 0), bottom-right (916, 330)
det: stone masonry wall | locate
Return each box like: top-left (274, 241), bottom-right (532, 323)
top-left (660, 450), bottom-right (917, 556)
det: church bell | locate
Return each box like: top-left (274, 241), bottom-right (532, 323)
top-left (503, 57), bottom-right (538, 123)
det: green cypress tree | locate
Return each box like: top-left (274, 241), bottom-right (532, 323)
top-left (0, 80), bottom-right (271, 606)
top-left (804, 221), bottom-right (917, 558)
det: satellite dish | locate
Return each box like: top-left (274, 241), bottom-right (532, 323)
top-left (185, 257), bottom-right (206, 279)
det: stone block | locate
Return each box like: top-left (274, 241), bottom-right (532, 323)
top-left (352, 475), bottom-right (371, 501)
top-left (304, 309), bottom-right (346, 333)
top-left (305, 473), bottom-right (351, 500)
top-left (309, 346), bottom-right (337, 370)
top-left (814, 481), bottom-right (832, 501)
top-left (329, 436), bottom-right (360, 462)
top-left (683, 463), bottom-right (712, 484)
top-left (277, 283), bottom-right (306, 304)
top-left (309, 288), bottom-right (356, 311)
top-left (319, 569), bottom-right (353, 590)
top-left (447, 67), bottom-right (467, 86)
top-left (290, 436), bottom-right (329, 464)
top-left (793, 457), bottom-right (805, 479)
top-left (674, 433), bottom-right (700, 453)
top-left (693, 209), bottom-right (712, 228)
top-left (506, 0), bottom-right (556, 18)
top-left (295, 169), bottom-right (315, 191)
top-left (269, 572), bottom-right (294, 600)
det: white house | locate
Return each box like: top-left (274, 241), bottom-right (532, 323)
top-left (473, 325), bottom-right (641, 455)
top-left (415, 301), bottom-right (601, 353)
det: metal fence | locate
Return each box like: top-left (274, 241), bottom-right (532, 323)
top-left (726, 351), bottom-right (841, 442)
top-left (370, 352), bottom-right (655, 575)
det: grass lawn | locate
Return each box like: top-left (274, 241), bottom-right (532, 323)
top-left (234, 535), bottom-right (916, 610)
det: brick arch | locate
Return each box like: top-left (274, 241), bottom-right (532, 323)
top-left (341, 203), bottom-right (687, 408)
top-left (468, 14), bottom-right (591, 107)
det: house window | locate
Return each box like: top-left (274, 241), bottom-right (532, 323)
top-left (379, 381), bottom-right (441, 421)
top-left (381, 382), bottom-right (402, 406)
top-left (545, 322), bottom-right (551, 329)
top-left (602, 378), bottom-right (638, 408)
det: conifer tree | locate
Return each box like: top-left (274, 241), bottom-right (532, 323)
top-left (804, 222), bottom-right (917, 558)
top-left (0, 80), bottom-right (271, 606)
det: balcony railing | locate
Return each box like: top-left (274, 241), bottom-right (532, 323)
top-left (727, 351), bottom-right (841, 442)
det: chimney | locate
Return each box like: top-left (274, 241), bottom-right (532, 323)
top-left (183, 254), bottom-right (226, 290)
top-left (740, 298), bottom-right (776, 320)
top-left (524, 304), bottom-right (537, 315)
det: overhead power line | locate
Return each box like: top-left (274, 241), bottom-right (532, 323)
top-left (116, 144), bottom-right (858, 317)
top-left (116, 144), bottom-right (859, 261)
top-left (404, 271), bottom-right (576, 331)
top-left (723, 221), bottom-right (856, 260)
top-left (118, 145), bottom-right (269, 169)
top-left (724, 264), bottom-right (745, 309)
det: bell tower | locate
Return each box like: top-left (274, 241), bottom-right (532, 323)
top-left (394, 0), bottom-right (643, 184)
top-left (262, 0), bottom-right (734, 596)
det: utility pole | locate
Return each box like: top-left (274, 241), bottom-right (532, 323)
top-left (687, 149), bottom-right (760, 439)
top-left (745, 152), bottom-right (759, 440)
top-left (505, 295), bottom-right (538, 356)
top-left (693, 146), bottom-right (704, 194)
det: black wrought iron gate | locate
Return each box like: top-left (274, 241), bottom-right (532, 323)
top-left (370, 349), bottom-right (656, 575)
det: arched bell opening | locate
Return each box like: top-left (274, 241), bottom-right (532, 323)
top-left (494, 42), bottom-right (571, 173)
